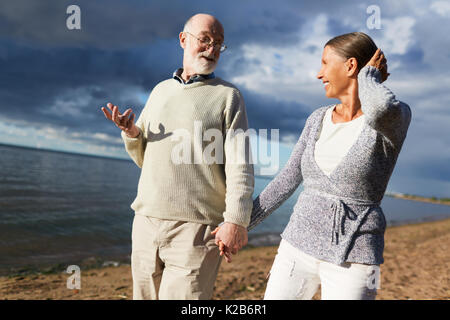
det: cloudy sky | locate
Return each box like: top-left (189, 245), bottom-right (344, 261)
top-left (1, 0), bottom-right (449, 197)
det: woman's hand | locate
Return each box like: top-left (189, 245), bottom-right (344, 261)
top-left (366, 48), bottom-right (390, 82)
top-left (211, 226), bottom-right (233, 263)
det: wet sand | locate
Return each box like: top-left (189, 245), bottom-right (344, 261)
top-left (1, 218), bottom-right (449, 300)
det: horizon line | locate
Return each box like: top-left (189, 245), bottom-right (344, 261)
top-left (0, 142), bottom-right (277, 180)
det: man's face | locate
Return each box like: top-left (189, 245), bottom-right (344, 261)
top-left (180, 17), bottom-right (224, 75)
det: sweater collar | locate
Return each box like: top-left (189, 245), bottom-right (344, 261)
top-left (173, 68), bottom-right (215, 85)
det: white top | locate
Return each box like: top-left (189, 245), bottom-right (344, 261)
top-left (314, 105), bottom-right (366, 176)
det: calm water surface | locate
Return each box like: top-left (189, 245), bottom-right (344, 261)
top-left (0, 144), bottom-right (448, 273)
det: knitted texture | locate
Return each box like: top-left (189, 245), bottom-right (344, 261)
top-left (122, 77), bottom-right (254, 227)
top-left (249, 66), bottom-right (411, 265)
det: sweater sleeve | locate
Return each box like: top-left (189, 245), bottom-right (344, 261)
top-left (247, 112), bottom-right (315, 231)
top-left (121, 97), bottom-right (149, 168)
top-left (222, 91), bottom-right (255, 228)
top-left (358, 65), bottom-right (412, 149)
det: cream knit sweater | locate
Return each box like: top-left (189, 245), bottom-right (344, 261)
top-left (121, 77), bottom-right (254, 227)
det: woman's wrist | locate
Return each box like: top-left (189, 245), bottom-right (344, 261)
top-left (359, 65), bottom-right (382, 84)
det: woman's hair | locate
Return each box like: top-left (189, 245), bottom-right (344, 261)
top-left (325, 32), bottom-right (378, 71)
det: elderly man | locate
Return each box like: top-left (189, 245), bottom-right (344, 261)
top-left (101, 13), bottom-right (254, 300)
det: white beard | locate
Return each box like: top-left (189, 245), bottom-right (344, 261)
top-left (190, 53), bottom-right (218, 75)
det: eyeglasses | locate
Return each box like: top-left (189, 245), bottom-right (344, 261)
top-left (184, 31), bottom-right (227, 53)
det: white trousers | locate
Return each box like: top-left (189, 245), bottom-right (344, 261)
top-left (264, 239), bottom-right (379, 300)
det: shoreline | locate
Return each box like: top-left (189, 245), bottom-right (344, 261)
top-left (2, 215), bottom-right (449, 279)
top-left (1, 214), bottom-right (450, 278)
top-left (1, 217), bottom-right (449, 300)
top-left (387, 194), bottom-right (450, 206)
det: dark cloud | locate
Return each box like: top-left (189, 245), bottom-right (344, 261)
top-left (0, 0), bottom-right (188, 48)
top-left (241, 89), bottom-right (310, 139)
top-left (0, 0), bottom-right (309, 49)
top-left (1, 0), bottom-right (449, 197)
top-left (0, 37), bottom-right (179, 135)
top-left (0, 0), bottom-right (313, 143)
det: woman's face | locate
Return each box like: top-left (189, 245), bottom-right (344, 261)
top-left (316, 45), bottom-right (351, 99)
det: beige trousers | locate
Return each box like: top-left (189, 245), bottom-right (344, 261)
top-left (131, 214), bottom-right (222, 300)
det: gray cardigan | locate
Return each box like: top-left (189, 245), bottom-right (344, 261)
top-left (249, 66), bottom-right (412, 265)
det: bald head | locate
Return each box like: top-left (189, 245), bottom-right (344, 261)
top-left (183, 13), bottom-right (224, 39)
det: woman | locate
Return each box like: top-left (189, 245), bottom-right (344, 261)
top-left (215, 32), bottom-right (411, 300)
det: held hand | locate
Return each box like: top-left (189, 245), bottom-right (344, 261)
top-left (366, 48), bottom-right (390, 82)
top-left (211, 223), bottom-right (248, 263)
top-left (219, 240), bottom-right (233, 263)
top-left (101, 102), bottom-right (139, 138)
top-left (211, 227), bottom-right (233, 263)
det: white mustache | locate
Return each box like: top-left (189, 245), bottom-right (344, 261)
top-left (198, 52), bottom-right (216, 62)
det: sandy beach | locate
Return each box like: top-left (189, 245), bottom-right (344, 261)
top-left (1, 218), bottom-right (449, 300)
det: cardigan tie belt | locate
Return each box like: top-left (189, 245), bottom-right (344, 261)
top-left (330, 200), bottom-right (358, 245)
top-left (303, 189), bottom-right (381, 245)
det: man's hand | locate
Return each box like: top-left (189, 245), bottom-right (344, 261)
top-left (366, 48), bottom-right (390, 83)
top-left (101, 102), bottom-right (139, 138)
top-left (211, 222), bottom-right (248, 263)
